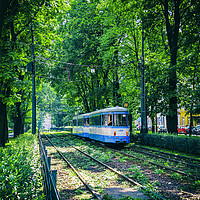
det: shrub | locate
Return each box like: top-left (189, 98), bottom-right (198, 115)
top-left (0, 133), bottom-right (43, 199)
top-left (135, 133), bottom-right (200, 155)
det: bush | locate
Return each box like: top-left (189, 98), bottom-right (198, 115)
top-left (0, 133), bottom-right (44, 199)
top-left (134, 133), bottom-right (200, 155)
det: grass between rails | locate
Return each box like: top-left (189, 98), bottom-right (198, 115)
top-left (47, 134), bottom-right (163, 199)
top-left (0, 133), bottom-right (44, 200)
top-left (48, 137), bottom-right (132, 187)
top-left (121, 148), bottom-right (200, 178)
top-left (45, 135), bottom-right (145, 200)
top-left (44, 132), bottom-right (200, 199)
top-left (134, 144), bottom-right (200, 160)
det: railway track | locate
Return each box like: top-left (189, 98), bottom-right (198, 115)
top-left (41, 134), bottom-right (165, 200)
top-left (55, 133), bottom-right (200, 199)
top-left (80, 136), bottom-right (200, 180)
top-left (42, 134), bottom-right (101, 200)
top-left (117, 147), bottom-right (200, 180)
top-left (71, 134), bottom-right (200, 180)
top-left (132, 145), bottom-right (200, 165)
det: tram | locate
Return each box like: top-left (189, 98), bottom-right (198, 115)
top-left (72, 106), bottom-right (130, 144)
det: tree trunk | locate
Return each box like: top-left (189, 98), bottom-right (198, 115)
top-left (163, 0), bottom-right (180, 133)
top-left (0, 0), bottom-right (10, 39)
top-left (14, 102), bottom-right (23, 137)
top-left (151, 116), bottom-right (155, 133)
top-left (189, 111), bottom-right (193, 137)
top-left (21, 118), bottom-right (25, 134)
top-left (0, 98), bottom-right (8, 147)
top-left (155, 115), bottom-right (158, 133)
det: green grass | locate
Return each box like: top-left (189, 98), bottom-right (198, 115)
top-left (154, 169), bottom-right (164, 175)
top-left (171, 173), bottom-right (182, 180)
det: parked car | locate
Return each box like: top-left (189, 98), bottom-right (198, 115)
top-left (178, 126), bottom-right (186, 134)
top-left (148, 126), bottom-right (152, 131)
top-left (185, 126), bottom-right (192, 134)
top-left (136, 125), bottom-right (141, 131)
top-left (193, 125), bottom-right (200, 135)
top-left (157, 125), bottom-right (167, 133)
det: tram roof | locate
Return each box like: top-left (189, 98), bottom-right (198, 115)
top-left (89, 106), bottom-right (128, 116)
top-left (73, 112), bottom-right (89, 120)
top-left (73, 107), bottom-right (128, 119)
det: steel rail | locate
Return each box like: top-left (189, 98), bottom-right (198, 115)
top-left (135, 145), bottom-right (200, 163)
top-left (68, 134), bottom-right (199, 179)
top-left (59, 133), bottom-right (199, 178)
top-left (128, 148), bottom-right (200, 169)
top-left (50, 134), bottom-right (166, 200)
top-left (43, 134), bottom-right (102, 200)
top-left (38, 134), bottom-right (61, 200)
top-left (58, 133), bottom-right (199, 179)
top-left (108, 147), bottom-right (199, 179)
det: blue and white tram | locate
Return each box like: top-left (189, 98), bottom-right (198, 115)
top-left (89, 107), bottom-right (130, 144)
top-left (73, 107), bottom-right (130, 144)
top-left (72, 113), bottom-right (89, 138)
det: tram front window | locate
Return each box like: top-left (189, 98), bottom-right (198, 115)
top-left (113, 114), bottom-right (128, 126)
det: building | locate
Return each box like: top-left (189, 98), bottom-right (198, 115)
top-left (178, 108), bottom-right (200, 127)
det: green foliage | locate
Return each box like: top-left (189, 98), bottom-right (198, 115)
top-left (125, 165), bottom-right (148, 184)
top-left (154, 169), bottom-right (164, 175)
top-left (0, 133), bottom-right (43, 199)
top-left (192, 180), bottom-right (200, 190)
top-left (171, 173), bottom-right (182, 180)
top-left (37, 82), bottom-right (77, 127)
top-left (137, 133), bottom-right (200, 155)
top-left (1, 0), bottom-right (200, 145)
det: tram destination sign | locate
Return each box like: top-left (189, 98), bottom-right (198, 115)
top-left (123, 102), bottom-right (129, 108)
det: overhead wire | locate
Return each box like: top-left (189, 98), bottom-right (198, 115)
top-left (35, 56), bottom-right (135, 83)
top-left (35, 75), bottom-right (82, 82)
top-left (36, 56), bottom-right (136, 68)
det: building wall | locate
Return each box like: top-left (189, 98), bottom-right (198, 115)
top-left (136, 108), bottom-right (199, 130)
top-left (179, 108), bottom-right (200, 126)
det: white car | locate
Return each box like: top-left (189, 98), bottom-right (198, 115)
top-left (193, 125), bottom-right (200, 135)
top-left (158, 125), bottom-right (167, 133)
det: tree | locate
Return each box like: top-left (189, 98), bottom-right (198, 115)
top-left (48, 0), bottom-right (116, 113)
top-left (8, 75), bottom-right (32, 137)
top-left (0, 0), bottom-right (66, 146)
top-left (141, 0), bottom-right (200, 133)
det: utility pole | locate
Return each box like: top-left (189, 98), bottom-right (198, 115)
top-left (31, 25), bottom-right (36, 134)
top-left (140, 27), bottom-right (148, 134)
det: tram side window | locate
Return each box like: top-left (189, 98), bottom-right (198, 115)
top-left (91, 116), bottom-right (94, 125)
top-left (90, 117), bottom-right (92, 125)
top-left (86, 118), bottom-right (89, 126)
top-left (102, 114), bottom-right (107, 126)
top-left (94, 115), bottom-right (101, 126)
top-left (83, 118), bottom-right (89, 126)
top-left (90, 115), bottom-right (101, 126)
top-left (108, 114), bottom-right (112, 126)
top-left (98, 115), bottom-right (101, 125)
top-left (78, 118), bottom-right (83, 126)
top-left (113, 114), bottom-right (128, 126)
top-left (73, 119), bottom-right (77, 126)
top-left (83, 118), bottom-right (86, 126)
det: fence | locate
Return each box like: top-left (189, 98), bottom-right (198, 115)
top-left (132, 133), bottom-right (200, 155)
top-left (38, 134), bottom-right (61, 200)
